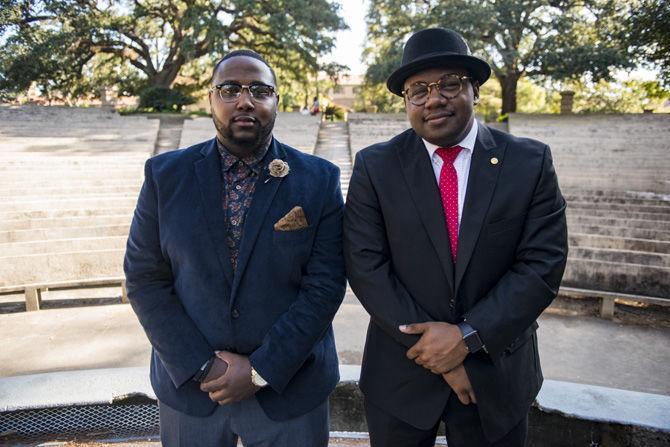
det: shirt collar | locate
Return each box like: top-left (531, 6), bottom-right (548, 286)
top-left (216, 139), bottom-right (269, 174)
top-left (422, 118), bottom-right (478, 159)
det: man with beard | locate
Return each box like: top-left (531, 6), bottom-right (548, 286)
top-left (344, 28), bottom-right (568, 446)
top-left (124, 50), bottom-right (346, 446)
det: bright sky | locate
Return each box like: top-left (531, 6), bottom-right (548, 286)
top-left (323, 0), bottom-right (369, 75)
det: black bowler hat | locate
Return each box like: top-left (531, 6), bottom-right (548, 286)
top-left (387, 28), bottom-right (491, 97)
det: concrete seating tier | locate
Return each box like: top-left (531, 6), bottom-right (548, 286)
top-left (0, 197), bottom-right (138, 213)
top-left (567, 215), bottom-right (670, 232)
top-left (0, 250), bottom-right (125, 289)
top-left (0, 105), bottom-right (158, 154)
top-left (0, 214), bottom-right (132, 231)
top-left (569, 233), bottom-right (670, 254)
top-left (0, 207), bottom-right (133, 221)
top-left (568, 247), bottom-right (670, 267)
top-left (0, 106), bottom-right (153, 310)
top-left (0, 224), bottom-right (131, 244)
top-left (179, 113), bottom-right (321, 154)
top-left (348, 113), bottom-right (408, 158)
top-left (508, 113), bottom-right (670, 193)
top-left (563, 259), bottom-right (668, 298)
top-left (0, 236), bottom-right (126, 257)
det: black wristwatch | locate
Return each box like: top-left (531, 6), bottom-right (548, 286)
top-left (457, 321), bottom-right (487, 354)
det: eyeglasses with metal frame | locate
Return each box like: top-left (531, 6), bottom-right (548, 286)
top-left (402, 74), bottom-right (471, 106)
top-left (210, 83), bottom-right (278, 103)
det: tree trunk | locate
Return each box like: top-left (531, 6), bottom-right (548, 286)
top-left (149, 60), bottom-right (184, 88)
top-left (498, 71), bottom-right (520, 115)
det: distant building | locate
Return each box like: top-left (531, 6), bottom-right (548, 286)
top-left (326, 73), bottom-right (364, 111)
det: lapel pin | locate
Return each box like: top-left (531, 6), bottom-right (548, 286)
top-left (490, 157), bottom-right (499, 165)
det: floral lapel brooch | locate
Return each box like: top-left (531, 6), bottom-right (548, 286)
top-left (266, 159), bottom-right (290, 183)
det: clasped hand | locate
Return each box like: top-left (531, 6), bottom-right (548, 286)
top-left (400, 321), bottom-right (468, 374)
top-left (400, 321), bottom-right (476, 405)
top-left (199, 351), bottom-right (260, 406)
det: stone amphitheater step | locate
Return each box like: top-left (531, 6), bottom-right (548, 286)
top-left (0, 249), bottom-right (124, 288)
top-left (0, 197), bottom-right (138, 213)
top-left (0, 214), bottom-right (132, 231)
top-left (0, 207), bottom-right (133, 221)
top-left (0, 224), bottom-right (129, 243)
top-left (153, 116), bottom-right (186, 154)
top-left (564, 194), bottom-right (670, 207)
top-left (0, 185), bottom-right (142, 197)
top-left (563, 258), bottom-right (669, 298)
top-left (567, 200), bottom-right (670, 215)
top-left (569, 233), bottom-right (670, 254)
top-left (568, 224), bottom-right (670, 241)
top-left (565, 208), bottom-right (670, 221)
top-left (568, 247), bottom-right (670, 268)
top-left (0, 181), bottom-right (143, 191)
top-left (0, 236), bottom-right (127, 257)
top-left (558, 178), bottom-right (670, 193)
top-left (0, 192), bottom-right (137, 203)
top-left (312, 121), bottom-right (353, 197)
top-left (509, 114), bottom-right (669, 195)
top-left (566, 215), bottom-right (670, 232)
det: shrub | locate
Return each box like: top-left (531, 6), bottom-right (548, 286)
top-left (138, 86), bottom-right (195, 112)
top-left (324, 104), bottom-right (346, 121)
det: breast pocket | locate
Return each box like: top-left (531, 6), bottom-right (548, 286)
top-left (484, 214), bottom-right (526, 236)
top-left (272, 226), bottom-right (313, 244)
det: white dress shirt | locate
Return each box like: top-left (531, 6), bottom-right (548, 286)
top-left (422, 119), bottom-right (478, 229)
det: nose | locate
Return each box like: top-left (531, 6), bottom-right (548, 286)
top-left (236, 87), bottom-right (255, 110)
top-left (424, 83), bottom-right (446, 107)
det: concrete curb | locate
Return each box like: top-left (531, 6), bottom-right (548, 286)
top-left (1, 366), bottom-right (669, 446)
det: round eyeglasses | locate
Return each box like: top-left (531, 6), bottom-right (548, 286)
top-left (402, 74), bottom-right (471, 106)
top-left (210, 83), bottom-right (277, 103)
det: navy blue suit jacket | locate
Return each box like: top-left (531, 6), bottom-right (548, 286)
top-left (124, 137), bottom-right (346, 420)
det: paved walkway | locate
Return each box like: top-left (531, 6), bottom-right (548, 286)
top-left (313, 121), bottom-right (353, 197)
top-left (1, 289), bottom-right (669, 396)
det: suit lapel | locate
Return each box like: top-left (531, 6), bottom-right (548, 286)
top-left (455, 124), bottom-right (505, 293)
top-left (231, 139), bottom-right (285, 299)
top-left (194, 138), bottom-right (234, 286)
top-left (397, 132), bottom-right (455, 291)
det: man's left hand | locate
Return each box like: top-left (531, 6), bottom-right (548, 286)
top-left (200, 351), bottom-right (260, 405)
top-left (400, 322), bottom-right (468, 374)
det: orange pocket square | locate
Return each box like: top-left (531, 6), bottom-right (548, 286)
top-left (274, 206), bottom-right (309, 231)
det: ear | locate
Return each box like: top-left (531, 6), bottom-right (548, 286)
top-left (472, 81), bottom-right (481, 105)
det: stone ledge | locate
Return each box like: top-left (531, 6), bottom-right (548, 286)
top-left (1, 366), bottom-right (669, 446)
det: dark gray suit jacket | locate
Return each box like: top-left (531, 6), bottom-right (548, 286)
top-left (344, 123), bottom-right (568, 441)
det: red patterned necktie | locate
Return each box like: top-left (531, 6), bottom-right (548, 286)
top-left (436, 146), bottom-right (462, 263)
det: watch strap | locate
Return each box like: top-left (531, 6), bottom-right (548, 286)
top-left (457, 321), bottom-right (486, 354)
top-left (193, 356), bottom-right (215, 383)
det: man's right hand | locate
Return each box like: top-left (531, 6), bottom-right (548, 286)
top-left (202, 356), bottom-right (229, 384)
top-left (442, 364), bottom-right (477, 405)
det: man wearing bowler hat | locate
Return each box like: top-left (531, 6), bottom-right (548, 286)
top-left (344, 28), bottom-right (568, 446)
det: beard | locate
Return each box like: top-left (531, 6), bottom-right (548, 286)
top-left (212, 112), bottom-right (276, 153)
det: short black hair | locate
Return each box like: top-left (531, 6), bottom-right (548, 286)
top-left (211, 49), bottom-right (277, 86)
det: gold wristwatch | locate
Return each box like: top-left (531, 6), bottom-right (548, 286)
top-left (251, 367), bottom-right (268, 387)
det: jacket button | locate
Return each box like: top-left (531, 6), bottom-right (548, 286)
top-left (449, 299), bottom-right (455, 308)
top-left (231, 309), bottom-right (240, 318)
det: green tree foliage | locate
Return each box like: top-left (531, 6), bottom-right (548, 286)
top-left (138, 85), bottom-right (195, 112)
top-left (363, 0), bottom-right (634, 115)
top-left (570, 79), bottom-right (670, 113)
top-left (627, 0), bottom-right (670, 86)
top-left (0, 0), bottom-right (346, 101)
